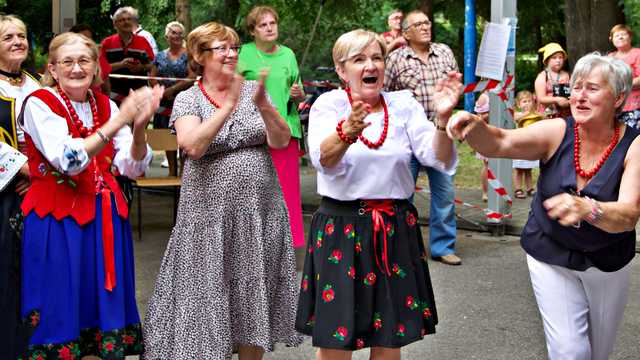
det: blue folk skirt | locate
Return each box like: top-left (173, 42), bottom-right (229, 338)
top-left (21, 194), bottom-right (143, 359)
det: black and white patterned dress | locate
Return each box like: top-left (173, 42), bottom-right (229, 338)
top-left (143, 82), bottom-right (302, 359)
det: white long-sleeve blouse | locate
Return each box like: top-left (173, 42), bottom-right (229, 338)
top-left (308, 89), bottom-right (457, 201)
top-left (21, 88), bottom-right (152, 178)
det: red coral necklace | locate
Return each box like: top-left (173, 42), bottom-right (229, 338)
top-left (573, 122), bottom-right (620, 179)
top-left (345, 87), bottom-right (388, 149)
top-left (197, 80), bottom-right (221, 108)
top-left (56, 84), bottom-right (100, 138)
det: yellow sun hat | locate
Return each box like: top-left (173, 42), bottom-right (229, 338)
top-left (538, 43), bottom-right (567, 64)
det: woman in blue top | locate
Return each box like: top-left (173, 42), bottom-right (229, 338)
top-left (448, 53), bottom-right (640, 360)
top-left (150, 21), bottom-right (193, 175)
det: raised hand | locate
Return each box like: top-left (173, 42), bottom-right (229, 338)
top-left (119, 85), bottom-right (163, 128)
top-left (342, 100), bottom-right (371, 138)
top-left (433, 72), bottom-right (463, 120)
top-left (252, 69), bottom-right (270, 109)
top-left (445, 111), bottom-right (483, 141)
top-left (131, 85), bottom-right (164, 129)
top-left (224, 73), bottom-right (244, 112)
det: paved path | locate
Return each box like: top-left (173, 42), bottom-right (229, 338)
top-left (132, 161), bottom-right (640, 359)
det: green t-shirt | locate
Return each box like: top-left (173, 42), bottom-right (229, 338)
top-left (238, 43), bottom-right (302, 138)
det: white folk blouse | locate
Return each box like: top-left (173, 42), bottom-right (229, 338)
top-left (308, 89), bottom-right (457, 201)
top-left (22, 88), bottom-right (152, 178)
top-left (0, 75), bottom-right (40, 191)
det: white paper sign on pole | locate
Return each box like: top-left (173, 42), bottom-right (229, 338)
top-left (475, 22), bottom-right (510, 80)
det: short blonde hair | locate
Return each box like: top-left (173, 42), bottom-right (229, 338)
top-left (332, 29), bottom-right (387, 67)
top-left (0, 14), bottom-right (27, 38)
top-left (245, 5), bottom-right (279, 33)
top-left (165, 21), bottom-right (185, 37)
top-left (42, 32), bottom-right (101, 87)
top-left (186, 22), bottom-right (239, 75)
top-left (609, 24), bottom-right (633, 41)
top-left (516, 90), bottom-right (534, 104)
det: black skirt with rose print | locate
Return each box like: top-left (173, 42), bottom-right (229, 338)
top-left (295, 197), bottom-right (438, 350)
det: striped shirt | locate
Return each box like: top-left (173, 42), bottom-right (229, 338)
top-left (384, 43), bottom-right (458, 119)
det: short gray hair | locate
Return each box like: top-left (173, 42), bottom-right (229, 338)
top-left (112, 6), bottom-right (139, 22)
top-left (401, 10), bottom-right (427, 31)
top-left (570, 52), bottom-right (632, 113)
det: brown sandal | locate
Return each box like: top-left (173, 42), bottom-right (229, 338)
top-left (514, 189), bottom-right (526, 199)
top-left (527, 188), bottom-right (536, 197)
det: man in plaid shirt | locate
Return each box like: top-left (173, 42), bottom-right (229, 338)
top-left (384, 10), bottom-right (462, 266)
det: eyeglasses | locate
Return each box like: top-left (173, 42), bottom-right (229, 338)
top-left (405, 20), bottom-right (431, 30)
top-left (57, 57), bottom-right (94, 70)
top-left (168, 29), bottom-right (184, 38)
top-left (202, 45), bottom-right (241, 55)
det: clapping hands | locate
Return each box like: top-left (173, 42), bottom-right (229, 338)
top-left (433, 71), bottom-right (464, 120)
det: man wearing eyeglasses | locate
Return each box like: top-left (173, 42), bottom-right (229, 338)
top-left (381, 9), bottom-right (406, 53)
top-left (384, 10), bottom-right (462, 266)
top-left (99, 6), bottom-right (155, 106)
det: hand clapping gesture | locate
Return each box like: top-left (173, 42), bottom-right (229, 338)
top-left (342, 101), bottom-right (371, 139)
top-left (119, 85), bottom-right (164, 128)
top-left (433, 71), bottom-right (464, 121)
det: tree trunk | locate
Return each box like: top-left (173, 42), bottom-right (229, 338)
top-left (419, 0), bottom-right (435, 36)
top-left (221, 0), bottom-right (240, 27)
top-left (175, 0), bottom-right (191, 32)
top-left (564, 0), bottom-right (624, 68)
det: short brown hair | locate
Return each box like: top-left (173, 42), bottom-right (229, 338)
top-left (42, 32), bottom-right (101, 87)
top-left (609, 24), bottom-right (633, 41)
top-left (245, 5), bottom-right (279, 34)
top-left (186, 22), bottom-right (239, 75)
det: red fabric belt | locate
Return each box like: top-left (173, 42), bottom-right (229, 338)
top-left (94, 158), bottom-right (116, 292)
top-left (362, 200), bottom-right (395, 276)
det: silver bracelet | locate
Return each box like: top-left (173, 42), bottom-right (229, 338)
top-left (96, 129), bottom-right (111, 144)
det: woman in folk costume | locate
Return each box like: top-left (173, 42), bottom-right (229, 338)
top-left (0, 14), bottom-right (41, 359)
top-left (19, 32), bottom-right (162, 359)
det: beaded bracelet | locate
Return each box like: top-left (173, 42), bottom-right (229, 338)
top-left (336, 119), bottom-right (357, 144)
top-left (584, 196), bottom-right (604, 224)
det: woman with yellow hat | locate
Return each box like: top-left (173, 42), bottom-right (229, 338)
top-left (535, 42), bottom-right (571, 118)
top-left (608, 24), bottom-right (640, 128)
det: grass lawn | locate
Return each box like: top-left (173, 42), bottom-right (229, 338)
top-left (423, 141), bottom-right (539, 190)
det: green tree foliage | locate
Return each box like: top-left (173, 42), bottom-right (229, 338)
top-left (2, 0), bottom-right (637, 87)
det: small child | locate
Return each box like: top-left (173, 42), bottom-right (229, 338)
top-left (513, 90), bottom-right (544, 199)
top-left (474, 92), bottom-right (490, 201)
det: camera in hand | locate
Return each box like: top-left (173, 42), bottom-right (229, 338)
top-left (552, 84), bottom-right (570, 98)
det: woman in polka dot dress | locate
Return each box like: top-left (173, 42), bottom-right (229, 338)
top-left (143, 22), bottom-right (301, 359)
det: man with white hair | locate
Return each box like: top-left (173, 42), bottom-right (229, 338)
top-left (131, 8), bottom-right (158, 55)
top-left (99, 6), bottom-right (155, 105)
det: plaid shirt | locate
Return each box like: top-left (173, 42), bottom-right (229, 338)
top-left (384, 43), bottom-right (458, 119)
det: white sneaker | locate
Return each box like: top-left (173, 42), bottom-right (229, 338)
top-left (161, 159), bottom-right (169, 168)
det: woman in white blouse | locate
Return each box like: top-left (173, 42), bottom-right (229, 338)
top-left (0, 14), bottom-right (42, 359)
top-left (295, 29), bottom-right (462, 359)
top-left (19, 32), bottom-right (162, 358)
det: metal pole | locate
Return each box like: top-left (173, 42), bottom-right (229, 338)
top-left (464, 0), bottom-right (477, 112)
top-left (52, 0), bottom-right (77, 34)
top-left (487, 0), bottom-right (517, 235)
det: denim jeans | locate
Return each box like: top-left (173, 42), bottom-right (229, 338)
top-left (409, 155), bottom-right (456, 257)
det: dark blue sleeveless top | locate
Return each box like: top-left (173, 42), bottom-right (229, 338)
top-left (521, 117), bottom-right (639, 272)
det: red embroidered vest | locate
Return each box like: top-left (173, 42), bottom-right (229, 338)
top-left (21, 89), bottom-right (129, 225)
